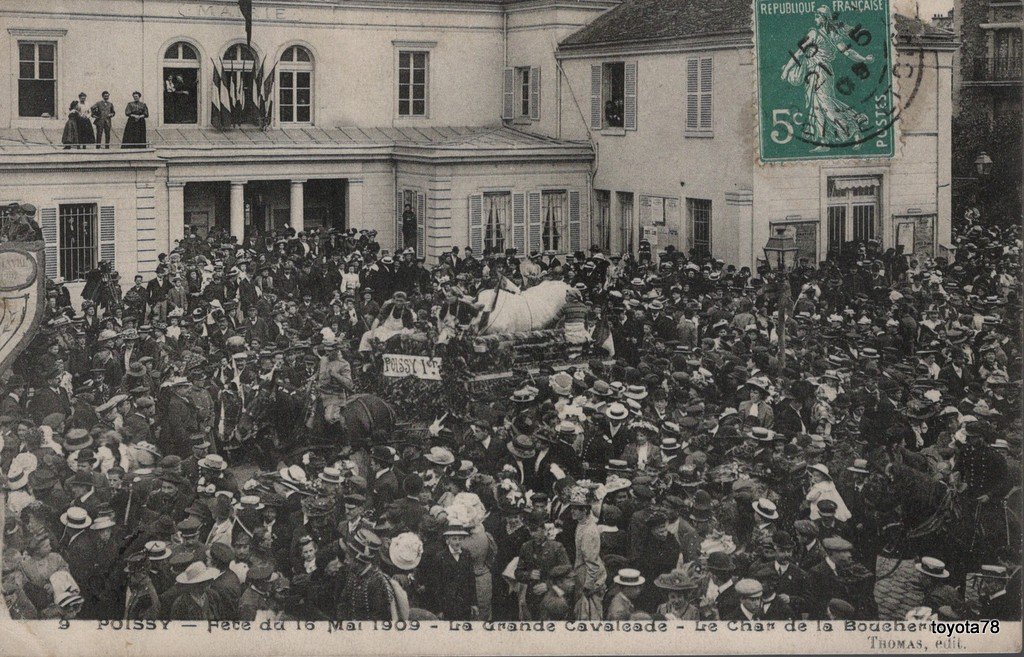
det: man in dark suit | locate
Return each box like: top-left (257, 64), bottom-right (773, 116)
top-left (423, 523), bottom-right (477, 619)
top-left (719, 578), bottom-right (766, 621)
top-left (28, 370), bottom-right (72, 422)
top-left (160, 377), bottom-right (199, 457)
top-left (369, 446), bottom-right (401, 511)
top-left (2, 373), bottom-right (27, 416)
top-left (806, 536), bottom-right (877, 619)
top-left (207, 542), bottom-right (241, 620)
top-left (793, 519), bottom-right (826, 572)
top-left (750, 530), bottom-right (810, 617)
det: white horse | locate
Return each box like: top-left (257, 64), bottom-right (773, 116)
top-left (474, 280), bottom-right (572, 335)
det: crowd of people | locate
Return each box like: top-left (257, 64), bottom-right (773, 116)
top-left (0, 210), bottom-right (1020, 624)
top-left (61, 90), bottom-right (148, 150)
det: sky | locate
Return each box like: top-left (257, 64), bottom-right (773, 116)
top-left (917, 0), bottom-right (955, 18)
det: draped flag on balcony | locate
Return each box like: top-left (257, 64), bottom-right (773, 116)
top-left (238, 0), bottom-right (253, 46)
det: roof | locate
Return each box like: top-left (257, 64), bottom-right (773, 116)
top-left (559, 0), bottom-right (956, 50)
top-left (559, 0), bottom-right (751, 48)
top-left (0, 125), bottom-right (592, 163)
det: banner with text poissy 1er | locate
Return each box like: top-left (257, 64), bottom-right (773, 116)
top-left (756, 0), bottom-right (895, 162)
top-left (382, 354), bottom-right (443, 381)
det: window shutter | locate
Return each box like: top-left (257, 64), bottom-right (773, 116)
top-left (512, 192), bottom-right (527, 255)
top-left (396, 189), bottom-right (404, 251)
top-left (624, 61), bottom-right (638, 131)
top-left (526, 192), bottom-right (541, 254)
top-left (699, 57), bottom-right (713, 130)
top-left (686, 58), bottom-right (699, 131)
top-left (41, 207), bottom-right (58, 279)
top-left (502, 68), bottom-right (514, 121)
top-left (468, 194), bottom-right (483, 254)
top-left (99, 205), bottom-right (116, 264)
top-left (590, 64), bottom-right (602, 129)
top-left (416, 192), bottom-right (426, 258)
top-left (568, 190), bottom-right (581, 252)
top-left (529, 67), bottom-right (541, 121)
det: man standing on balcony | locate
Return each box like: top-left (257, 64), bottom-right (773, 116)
top-left (90, 91), bottom-right (116, 149)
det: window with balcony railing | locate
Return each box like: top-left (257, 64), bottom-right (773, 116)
top-left (969, 55), bottom-right (1023, 81)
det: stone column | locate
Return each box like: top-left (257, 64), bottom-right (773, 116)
top-left (726, 188), bottom-right (755, 270)
top-left (230, 180), bottom-right (246, 241)
top-left (290, 179), bottom-right (306, 234)
top-left (347, 178), bottom-right (363, 232)
top-left (167, 181), bottom-right (185, 252)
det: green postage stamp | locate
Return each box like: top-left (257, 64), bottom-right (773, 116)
top-left (755, 0), bottom-right (895, 162)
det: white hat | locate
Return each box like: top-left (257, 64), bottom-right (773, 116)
top-left (6, 467), bottom-right (29, 491)
top-left (806, 463), bottom-right (831, 479)
top-left (175, 560), bottom-right (220, 585)
top-left (49, 571), bottom-right (83, 608)
top-left (752, 498), bottom-right (779, 520)
top-left (279, 465), bottom-right (308, 488)
top-left (388, 532), bottom-right (424, 571)
top-left (605, 402), bottom-right (629, 421)
top-left (60, 506), bottom-right (92, 530)
top-left (613, 568), bottom-right (645, 587)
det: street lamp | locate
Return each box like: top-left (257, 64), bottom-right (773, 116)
top-left (763, 226), bottom-right (798, 368)
top-left (763, 226), bottom-right (799, 272)
top-left (975, 152), bottom-right (992, 177)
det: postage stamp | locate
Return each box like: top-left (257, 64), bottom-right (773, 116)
top-left (755, 0), bottom-right (896, 161)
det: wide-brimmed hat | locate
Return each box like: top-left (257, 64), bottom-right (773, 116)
top-left (613, 568), bottom-right (646, 587)
top-left (510, 386), bottom-right (539, 403)
top-left (806, 463), bottom-right (832, 479)
top-left (915, 556), bottom-right (950, 579)
top-left (443, 521), bottom-right (469, 537)
top-left (198, 454), bottom-right (228, 471)
top-left (549, 372), bottom-right (573, 396)
top-left (91, 516), bottom-right (115, 531)
top-left (605, 402), bottom-right (629, 421)
top-left (748, 427), bottom-right (777, 443)
top-left (654, 570), bottom-right (697, 591)
top-left (623, 385), bottom-right (648, 401)
top-left (589, 380), bottom-right (614, 397)
top-left (424, 446), bottom-right (455, 466)
top-left (175, 560), bottom-right (219, 585)
top-left (63, 428), bottom-right (93, 452)
top-left (846, 459), bottom-right (870, 474)
top-left (233, 495), bottom-right (265, 511)
top-left (752, 498), bottom-right (779, 520)
top-left (507, 434), bottom-right (537, 460)
top-left (388, 532), bottom-right (424, 570)
top-left (319, 467), bottom-right (344, 485)
top-left (60, 506), bottom-right (92, 530)
top-left (278, 465), bottom-right (308, 489)
top-left (6, 468), bottom-right (29, 491)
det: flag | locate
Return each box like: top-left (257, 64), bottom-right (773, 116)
top-left (211, 61), bottom-right (225, 128)
top-left (238, 0), bottom-right (253, 45)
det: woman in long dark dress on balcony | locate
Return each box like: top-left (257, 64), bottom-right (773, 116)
top-left (122, 91), bottom-right (149, 148)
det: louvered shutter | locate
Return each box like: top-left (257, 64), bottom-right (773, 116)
top-left (590, 64), bottom-right (602, 129)
top-left (99, 205), bottom-right (116, 264)
top-left (416, 192), bottom-right (426, 258)
top-left (568, 191), bottom-right (581, 253)
top-left (526, 192), bottom-right (540, 254)
top-left (699, 57), bottom-right (713, 130)
top-left (41, 207), bottom-right (58, 279)
top-left (396, 188), bottom-right (404, 250)
top-left (502, 68), bottom-right (514, 121)
top-left (686, 58), bottom-right (699, 131)
top-left (512, 192), bottom-right (527, 255)
top-left (468, 194), bottom-right (483, 254)
top-left (529, 67), bottom-right (541, 121)
top-left (624, 61), bottom-right (638, 131)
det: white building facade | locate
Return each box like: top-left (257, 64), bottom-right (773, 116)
top-left (1, 0), bottom-right (954, 299)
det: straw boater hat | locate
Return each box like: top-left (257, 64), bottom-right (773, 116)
top-left (752, 498), bottom-right (779, 521)
top-left (613, 568), bottom-right (646, 587)
top-left (605, 402), bottom-right (629, 421)
top-left (507, 434), bottom-right (537, 460)
top-left (915, 556), bottom-right (950, 579)
top-left (654, 570), bottom-right (698, 591)
top-left (60, 507), bottom-right (92, 530)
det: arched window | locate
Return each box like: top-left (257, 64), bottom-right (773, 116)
top-left (162, 41), bottom-right (200, 124)
top-left (220, 43), bottom-right (259, 125)
top-left (278, 45), bottom-right (313, 124)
